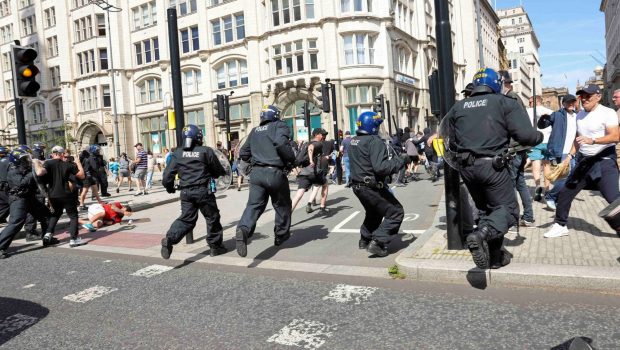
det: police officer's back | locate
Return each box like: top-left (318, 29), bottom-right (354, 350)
top-left (160, 125), bottom-right (227, 259)
top-left (236, 105), bottom-right (296, 257)
top-left (349, 111), bottom-right (406, 257)
top-left (0, 146), bottom-right (11, 223)
top-left (443, 68), bottom-right (542, 270)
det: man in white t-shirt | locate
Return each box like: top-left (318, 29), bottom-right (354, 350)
top-left (526, 96), bottom-right (555, 203)
top-left (545, 84), bottom-right (620, 238)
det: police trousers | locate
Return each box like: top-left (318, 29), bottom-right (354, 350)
top-left (238, 167), bottom-right (291, 238)
top-left (24, 192), bottom-right (46, 235)
top-left (0, 196), bottom-right (51, 251)
top-left (460, 158), bottom-right (518, 241)
top-left (0, 187), bottom-right (8, 222)
top-left (98, 170), bottom-right (109, 194)
top-left (165, 186), bottom-right (223, 246)
top-left (352, 186), bottom-right (404, 244)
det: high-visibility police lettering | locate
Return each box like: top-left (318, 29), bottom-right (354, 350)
top-left (463, 99), bottom-right (488, 109)
top-left (182, 151), bottom-right (200, 158)
top-left (255, 126), bottom-right (269, 132)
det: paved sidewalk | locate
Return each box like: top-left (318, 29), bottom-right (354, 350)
top-left (396, 180), bottom-right (620, 292)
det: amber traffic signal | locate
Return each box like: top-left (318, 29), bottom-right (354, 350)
top-left (12, 45), bottom-right (40, 97)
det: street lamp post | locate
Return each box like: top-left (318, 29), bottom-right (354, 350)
top-left (90, 0), bottom-right (122, 157)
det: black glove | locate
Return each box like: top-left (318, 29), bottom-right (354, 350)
top-left (165, 184), bottom-right (176, 194)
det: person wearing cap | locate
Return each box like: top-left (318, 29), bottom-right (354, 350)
top-left (498, 70), bottom-right (525, 108)
top-left (544, 84), bottom-right (620, 238)
top-left (537, 94), bottom-right (579, 210)
top-left (461, 83), bottom-right (474, 99)
top-left (235, 105), bottom-right (296, 257)
top-left (39, 145), bottom-right (88, 247)
top-left (291, 127), bottom-right (329, 214)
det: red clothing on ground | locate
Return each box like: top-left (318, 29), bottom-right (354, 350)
top-left (103, 202), bottom-right (124, 223)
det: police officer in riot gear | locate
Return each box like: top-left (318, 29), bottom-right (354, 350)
top-left (235, 105), bottom-right (296, 257)
top-left (349, 111), bottom-right (407, 257)
top-left (442, 68), bottom-right (542, 269)
top-left (0, 147), bottom-right (52, 258)
top-left (161, 125), bottom-right (228, 259)
top-left (24, 143), bottom-right (48, 241)
top-left (0, 146), bottom-right (10, 224)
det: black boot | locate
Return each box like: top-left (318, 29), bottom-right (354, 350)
top-left (466, 227), bottom-right (490, 269)
top-left (160, 238), bottom-right (173, 259)
top-left (488, 237), bottom-right (511, 269)
top-left (209, 244), bottom-right (227, 257)
top-left (367, 240), bottom-right (388, 257)
top-left (274, 233), bottom-right (290, 246)
top-left (236, 228), bottom-right (248, 257)
top-left (358, 237), bottom-right (370, 250)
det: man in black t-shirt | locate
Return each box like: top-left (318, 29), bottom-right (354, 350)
top-left (40, 146), bottom-right (87, 247)
top-left (291, 128), bottom-right (329, 214)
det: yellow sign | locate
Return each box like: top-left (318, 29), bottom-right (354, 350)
top-left (167, 110), bottom-right (176, 130)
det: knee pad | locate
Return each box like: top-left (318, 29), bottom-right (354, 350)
top-left (599, 197), bottom-right (620, 232)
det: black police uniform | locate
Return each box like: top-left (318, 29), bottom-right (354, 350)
top-left (162, 145), bottom-right (227, 256)
top-left (0, 164), bottom-right (51, 256)
top-left (24, 149), bottom-right (48, 240)
top-left (236, 119), bottom-right (296, 257)
top-left (349, 134), bottom-right (406, 256)
top-left (444, 85), bottom-right (542, 268)
top-left (0, 156), bottom-right (9, 223)
top-left (95, 154), bottom-right (109, 196)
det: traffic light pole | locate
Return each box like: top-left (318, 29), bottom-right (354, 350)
top-left (225, 94), bottom-right (233, 163)
top-left (167, 8), bottom-right (192, 244)
top-left (435, 0), bottom-right (463, 250)
top-left (386, 100), bottom-right (392, 137)
top-left (106, 9), bottom-right (121, 157)
top-left (14, 98), bottom-right (26, 145)
top-left (329, 80), bottom-right (343, 185)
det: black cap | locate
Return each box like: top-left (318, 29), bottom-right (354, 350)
top-left (461, 83), bottom-right (474, 93)
top-left (498, 70), bottom-right (513, 83)
top-left (134, 142), bottom-right (143, 147)
top-left (312, 128), bottom-right (328, 137)
top-left (576, 84), bottom-right (601, 96)
top-left (562, 94), bottom-right (577, 103)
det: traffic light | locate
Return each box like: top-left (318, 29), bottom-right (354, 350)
top-left (373, 94), bottom-right (385, 115)
top-left (214, 94), bottom-right (226, 121)
top-left (301, 101), bottom-right (310, 127)
top-left (11, 45), bottom-right (40, 97)
top-left (316, 83), bottom-right (330, 113)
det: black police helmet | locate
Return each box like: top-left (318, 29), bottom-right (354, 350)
top-left (259, 105), bottom-right (281, 124)
top-left (182, 124), bottom-right (203, 149)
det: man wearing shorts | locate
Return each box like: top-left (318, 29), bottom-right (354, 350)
top-left (527, 96), bottom-right (554, 202)
top-left (291, 128), bottom-right (328, 214)
top-left (81, 202), bottom-right (133, 231)
top-left (133, 143), bottom-right (148, 196)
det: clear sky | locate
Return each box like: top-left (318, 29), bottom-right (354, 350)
top-left (492, 0), bottom-right (606, 93)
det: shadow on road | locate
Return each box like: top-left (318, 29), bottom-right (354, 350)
top-left (0, 297), bottom-right (49, 346)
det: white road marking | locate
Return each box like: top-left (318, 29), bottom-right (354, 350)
top-left (322, 284), bottom-right (378, 305)
top-left (331, 211), bottom-right (361, 233)
top-left (267, 319), bottom-right (335, 349)
top-left (402, 213), bottom-right (420, 222)
top-left (67, 271), bottom-right (76, 275)
top-left (22, 284), bottom-right (35, 289)
top-left (402, 230), bottom-right (425, 234)
top-left (0, 314), bottom-right (38, 335)
top-left (63, 286), bottom-right (118, 303)
top-left (103, 260), bottom-right (112, 263)
top-left (131, 264), bottom-right (174, 278)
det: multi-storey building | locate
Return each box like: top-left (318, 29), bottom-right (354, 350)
top-left (0, 0), bottom-right (505, 158)
top-left (601, 0), bottom-right (620, 106)
top-left (497, 6), bottom-right (542, 104)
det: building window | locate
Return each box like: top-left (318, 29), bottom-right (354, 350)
top-left (19, 0), bottom-right (33, 9)
top-left (0, 24), bottom-right (12, 43)
top-left (30, 103), bottom-right (45, 124)
top-left (49, 66), bottom-right (60, 88)
top-left (272, 0), bottom-right (313, 26)
top-left (211, 19), bottom-right (221, 45)
top-left (185, 109), bottom-right (205, 131)
top-left (44, 7), bottom-right (56, 28)
top-left (343, 33), bottom-right (375, 65)
top-left (77, 50), bottom-right (96, 75)
top-left (21, 15), bottom-right (36, 36)
top-left (519, 46), bottom-right (524, 53)
top-left (51, 99), bottom-right (63, 120)
top-left (180, 26), bottom-right (199, 53)
top-left (395, 46), bottom-right (412, 75)
top-left (345, 85), bottom-right (379, 131)
top-left (0, 1), bottom-right (11, 17)
top-left (79, 87), bottom-right (98, 111)
top-left (215, 59), bottom-right (248, 89)
top-left (102, 85), bottom-right (111, 107)
top-left (137, 78), bottom-right (162, 104)
top-left (97, 14), bottom-right (106, 36)
top-left (229, 102), bottom-right (251, 120)
top-left (212, 13), bottom-right (244, 46)
top-left (73, 0), bottom-right (89, 9)
top-left (5, 79), bottom-right (12, 97)
top-left (235, 13), bottom-right (245, 40)
top-left (132, 1), bottom-right (157, 30)
top-left (273, 39), bottom-right (319, 75)
top-left (139, 114), bottom-right (169, 153)
top-left (2, 52), bottom-right (10, 71)
top-left (182, 69), bottom-right (202, 96)
top-left (47, 36), bottom-right (58, 57)
top-left (171, 0), bottom-right (197, 16)
top-left (135, 37), bottom-right (160, 65)
top-left (341, 0), bottom-right (372, 12)
top-left (99, 49), bottom-right (108, 70)
top-left (74, 15), bottom-right (96, 42)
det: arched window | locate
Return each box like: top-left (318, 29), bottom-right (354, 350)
top-left (214, 59), bottom-right (248, 90)
top-left (395, 45), bottom-right (413, 75)
top-left (182, 68), bottom-right (202, 96)
top-left (136, 77), bottom-right (162, 104)
top-left (30, 103), bottom-right (45, 124)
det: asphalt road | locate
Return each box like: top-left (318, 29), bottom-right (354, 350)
top-left (1, 248), bottom-right (619, 349)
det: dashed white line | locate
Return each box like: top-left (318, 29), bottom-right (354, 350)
top-left (322, 284), bottom-right (378, 305)
top-left (103, 260), bottom-right (112, 263)
top-left (63, 286), bottom-right (118, 303)
top-left (22, 284), bottom-right (36, 289)
top-left (67, 271), bottom-right (76, 275)
top-left (267, 319), bottom-right (335, 349)
top-left (131, 264), bottom-right (174, 278)
top-left (0, 314), bottom-right (39, 335)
